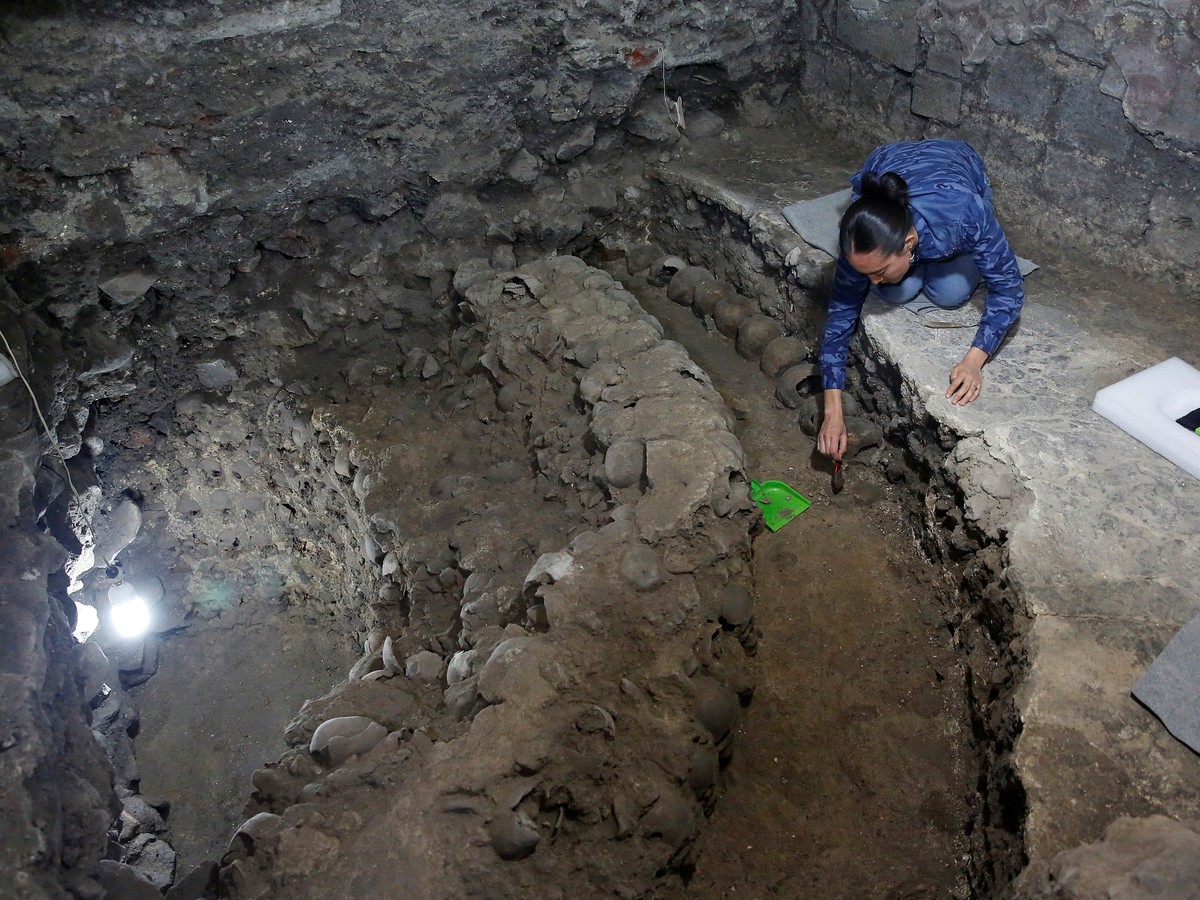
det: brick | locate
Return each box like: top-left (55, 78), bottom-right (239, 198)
top-left (1052, 77), bottom-right (1136, 161)
top-left (926, 36), bottom-right (963, 77)
top-left (1052, 20), bottom-right (1105, 66)
top-left (835, 0), bottom-right (919, 73)
top-left (911, 70), bottom-right (962, 125)
top-left (802, 48), bottom-right (853, 104)
top-left (985, 43), bottom-right (1060, 120)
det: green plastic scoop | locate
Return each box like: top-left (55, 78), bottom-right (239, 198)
top-left (749, 479), bottom-right (811, 532)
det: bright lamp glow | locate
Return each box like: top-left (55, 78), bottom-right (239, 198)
top-left (109, 582), bottom-right (151, 639)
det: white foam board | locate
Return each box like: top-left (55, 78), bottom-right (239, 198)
top-left (1092, 357), bottom-right (1200, 480)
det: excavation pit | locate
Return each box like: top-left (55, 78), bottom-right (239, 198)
top-left (4, 10), bottom-right (1199, 890)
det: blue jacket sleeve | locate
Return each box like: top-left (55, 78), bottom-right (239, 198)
top-left (966, 195), bottom-right (1024, 357)
top-left (820, 255), bottom-right (871, 390)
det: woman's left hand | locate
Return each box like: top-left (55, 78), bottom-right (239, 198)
top-left (947, 348), bottom-right (989, 405)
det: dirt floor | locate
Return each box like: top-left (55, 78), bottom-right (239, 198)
top-left (127, 600), bottom-right (352, 874)
top-left (636, 288), bottom-right (976, 900)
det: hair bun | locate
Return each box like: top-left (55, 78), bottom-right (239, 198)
top-left (859, 171), bottom-right (909, 207)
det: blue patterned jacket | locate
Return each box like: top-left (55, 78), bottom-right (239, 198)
top-left (819, 139), bottom-right (1024, 390)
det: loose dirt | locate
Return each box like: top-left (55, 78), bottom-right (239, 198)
top-left (638, 287), bottom-right (976, 900)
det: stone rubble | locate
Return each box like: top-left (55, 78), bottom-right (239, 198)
top-left (195, 253), bottom-right (760, 898)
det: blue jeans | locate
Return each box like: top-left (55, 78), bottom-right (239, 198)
top-left (872, 254), bottom-right (982, 308)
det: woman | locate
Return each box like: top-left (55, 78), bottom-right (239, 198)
top-left (816, 139), bottom-right (1024, 463)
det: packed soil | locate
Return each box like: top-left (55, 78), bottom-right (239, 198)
top-left (637, 288), bottom-right (976, 900)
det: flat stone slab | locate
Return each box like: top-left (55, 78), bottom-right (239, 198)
top-left (651, 122), bottom-right (1200, 864)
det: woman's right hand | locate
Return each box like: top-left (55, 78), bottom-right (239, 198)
top-left (817, 390), bottom-right (847, 461)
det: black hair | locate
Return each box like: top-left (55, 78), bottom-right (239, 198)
top-left (838, 171), bottom-right (913, 257)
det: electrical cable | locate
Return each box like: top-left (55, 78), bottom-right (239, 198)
top-left (0, 322), bottom-right (115, 569)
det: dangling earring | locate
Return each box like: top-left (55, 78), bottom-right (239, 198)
top-left (908, 251), bottom-right (916, 265)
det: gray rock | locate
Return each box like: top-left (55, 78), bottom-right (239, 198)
top-left (488, 809), bottom-right (540, 860)
top-left (556, 124), bottom-right (596, 162)
top-left (686, 744), bottom-right (719, 797)
top-left (96, 860), bottom-right (162, 900)
top-left (443, 676), bottom-right (482, 719)
top-left (226, 812), bottom-right (283, 861)
top-left (735, 315), bottom-right (784, 361)
top-left (446, 649), bottom-right (476, 685)
top-left (490, 243), bottom-right (518, 271)
top-left (1014, 815), bottom-right (1200, 899)
top-left (164, 860), bottom-right (219, 900)
top-left (505, 149), bottom-right (542, 185)
top-left (119, 795), bottom-right (168, 841)
top-left (604, 439), bottom-right (645, 489)
top-left (646, 255), bottom-right (687, 287)
top-left (687, 110), bottom-right (726, 138)
top-left (618, 544), bottom-right (665, 592)
top-left (381, 636), bottom-right (401, 674)
top-left (195, 360), bottom-right (238, 390)
top-left (424, 191), bottom-right (486, 239)
top-left (80, 333), bottom-right (134, 379)
top-left (578, 363), bottom-right (619, 405)
top-left (98, 271), bottom-right (157, 306)
top-left (575, 704), bottom-right (616, 738)
top-left (349, 648), bottom-right (385, 681)
top-left (571, 178), bottom-right (617, 216)
top-left (74, 640), bottom-right (111, 706)
top-left (122, 833), bottom-right (176, 891)
top-left (453, 258), bottom-right (494, 298)
top-left (401, 348), bottom-right (430, 379)
top-left (844, 415), bottom-right (884, 457)
top-left (624, 100), bottom-right (681, 145)
top-left (148, 406), bottom-right (174, 435)
top-left (496, 381), bottom-right (521, 412)
top-left (477, 637), bottom-right (551, 704)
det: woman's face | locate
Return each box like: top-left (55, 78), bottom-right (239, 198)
top-left (846, 227), bottom-right (918, 285)
top-left (846, 246), bottom-right (911, 285)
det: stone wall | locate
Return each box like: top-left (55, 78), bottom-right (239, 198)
top-left (0, 0), bottom-right (800, 302)
top-left (793, 0), bottom-right (1200, 288)
top-left (221, 255), bottom-right (759, 897)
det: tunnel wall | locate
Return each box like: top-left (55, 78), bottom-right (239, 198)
top-left (0, 0), bottom-right (801, 303)
top-left (792, 0), bottom-right (1200, 289)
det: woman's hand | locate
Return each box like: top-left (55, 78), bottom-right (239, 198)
top-left (818, 389), bottom-right (847, 460)
top-left (947, 347), bottom-right (989, 406)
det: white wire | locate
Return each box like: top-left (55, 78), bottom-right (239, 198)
top-left (0, 321), bottom-right (112, 567)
